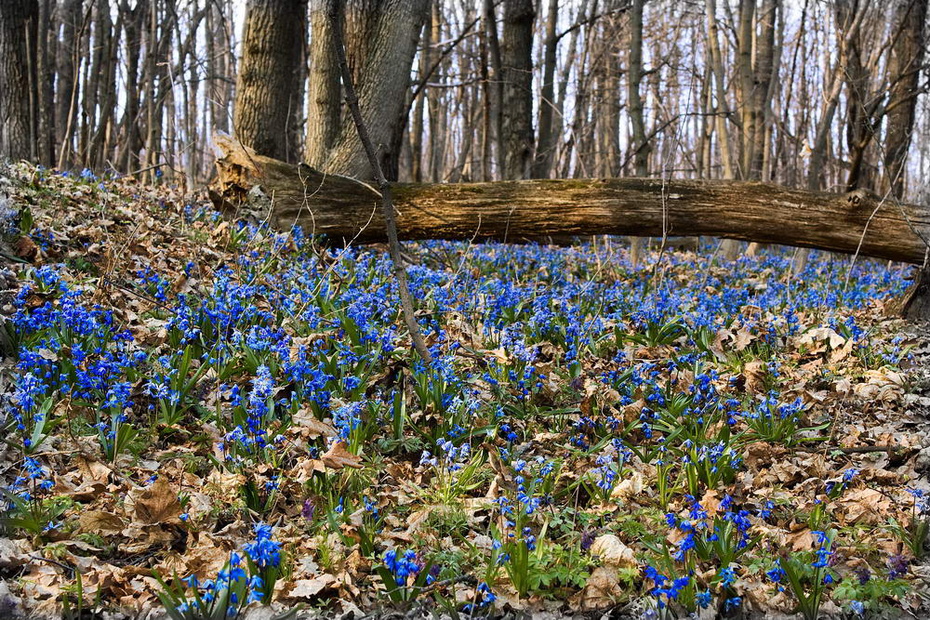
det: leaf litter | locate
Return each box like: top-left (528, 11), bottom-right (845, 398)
top-left (0, 162), bottom-right (927, 618)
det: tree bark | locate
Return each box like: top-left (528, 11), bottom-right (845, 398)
top-left (305, 0), bottom-right (427, 181)
top-left (882, 0), bottom-right (928, 199)
top-left (233, 0), bottom-right (307, 162)
top-left (209, 135), bottom-right (930, 265)
top-left (0, 0), bottom-right (38, 162)
top-left (35, 0), bottom-right (54, 166)
top-left (483, 0), bottom-right (504, 179)
top-left (500, 0), bottom-right (535, 180)
top-left (627, 0), bottom-right (648, 265)
top-left (530, 0), bottom-right (559, 179)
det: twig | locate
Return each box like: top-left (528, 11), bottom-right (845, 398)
top-left (329, 1), bottom-right (432, 364)
top-left (793, 444), bottom-right (913, 456)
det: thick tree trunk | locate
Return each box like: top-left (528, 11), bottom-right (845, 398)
top-left (234, 0), bottom-right (308, 162)
top-left (500, 0), bottom-right (535, 180)
top-left (305, 0), bottom-right (427, 181)
top-left (882, 0), bottom-right (928, 199)
top-left (0, 0), bottom-right (38, 162)
top-left (209, 135), bottom-right (930, 265)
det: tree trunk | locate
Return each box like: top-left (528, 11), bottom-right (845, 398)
top-left (209, 135), bottom-right (930, 265)
top-left (706, 0), bottom-right (739, 259)
top-left (882, 0), bottom-right (928, 199)
top-left (0, 0), bottom-right (38, 162)
top-left (530, 0), bottom-right (558, 179)
top-left (410, 4), bottom-right (430, 183)
top-left (483, 0), bottom-right (504, 179)
top-left (883, 0), bottom-right (930, 321)
top-left (305, 0), bottom-right (428, 181)
top-left (499, 0), bottom-right (534, 180)
top-left (54, 0), bottom-right (81, 166)
top-left (234, 0), bottom-right (308, 162)
top-left (35, 0), bottom-right (54, 166)
top-left (627, 0), bottom-right (648, 265)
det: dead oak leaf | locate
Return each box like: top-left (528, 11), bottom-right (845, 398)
top-left (127, 477), bottom-right (181, 525)
top-left (78, 510), bottom-right (125, 537)
top-left (287, 574), bottom-right (337, 600)
top-left (321, 441), bottom-right (363, 470)
top-left (837, 488), bottom-right (891, 525)
top-left (589, 535), bottom-right (637, 569)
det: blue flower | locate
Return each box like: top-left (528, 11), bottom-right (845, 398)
top-left (243, 523), bottom-right (281, 569)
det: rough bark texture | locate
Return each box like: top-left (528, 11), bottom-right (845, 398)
top-left (234, 0), bottom-right (307, 162)
top-left (530, 0), bottom-right (559, 179)
top-left (210, 135), bottom-right (930, 264)
top-left (883, 0), bottom-right (928, 199)
top-left (500, 0), bottom-right (535, 180)
top-left (0, 0), bottom-right (38, 161)
top-left (305, 0), bottom-right (427, 180)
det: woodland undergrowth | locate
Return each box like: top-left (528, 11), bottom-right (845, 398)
top-left (0, 163), bottom-right (928, 619)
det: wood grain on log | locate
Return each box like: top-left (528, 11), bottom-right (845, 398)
top-left (209, 134), bottom-right (930, 264)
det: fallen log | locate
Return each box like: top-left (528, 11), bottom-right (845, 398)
top-left (209, 134), bottom-right (930, 265)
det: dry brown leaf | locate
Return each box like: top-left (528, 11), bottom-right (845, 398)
top-left (292, 408), bottom-right (337, 438)
top-left (76, 457), bottom-right (112, 483)
top-left (128, 477), bottom-right (181, 525)
top-left (320, 441), bottom-right (363, 470)
top-left (576, 566), bottom-right (622, 611)
top-left (743, 360), bottom-right (767, 394)
top-left (287, 574), bottom-right (337, 600)
top-left (837, 488), bottom-right (891, 525)
top-left (786, 528), bottom-right (814, 551)
top-left (733, 327), bottom-right (756, 351)
top-left (589, 535), bottom-right (637, 568)
top-left (798, 327), bottom-right (846, 350)
top-left (612, 471), bottom-right (644, 500)
top-left (78, 511), bottom-right (125, 536)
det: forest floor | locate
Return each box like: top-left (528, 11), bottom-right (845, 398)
top-left (0, 162), bottom-right (928, 620)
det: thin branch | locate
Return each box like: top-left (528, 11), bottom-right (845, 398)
top-left (328, 0), bottom-right (432, 365)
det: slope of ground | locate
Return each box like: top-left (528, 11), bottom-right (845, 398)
top-left (0, 163), bottom-right (928, 619)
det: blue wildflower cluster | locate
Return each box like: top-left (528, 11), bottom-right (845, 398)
top-left (1, 164), bottom-right (921, 618)
top-left (383, 549), bottom-right (422, 586)
top-left (158, 523), bottom-right (282, 617)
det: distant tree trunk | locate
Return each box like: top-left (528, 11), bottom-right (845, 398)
top-left (706, 0), bottom-right (740, 259)
top-left (627, 0), bottom-right (648, 265)
top-left (0, 0), bottom-right (38, 161)
top-left (883, 0), bottom-right (928, 199)
top-left (54, 0), bottom-right (81, 166)
top-left (35, 0), bottom-right (54, 166)
top-left (305, 0), bottom-right (427, 180)
top-left (793, 0), bottom-right (867, 272)
top-left (410, 4), bottom-right (431, 183)
top-left (531, 0), bottom-right (558, 179)
top-left (500, 0), bottom-right (534, 180)
top-left (234, 0), bottom-right (307, 162)
top-left (118, 0), bottom-right (146, 172)
top-left (483, 0), bottom-right (504, 179)
top-left (740, 0), bottom-right (778, 255)
top-left (426, 0), bottom-right (445, 182)
top-left (207, 1), bottom-right (235, 135)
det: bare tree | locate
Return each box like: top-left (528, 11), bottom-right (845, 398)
top-left (883, 0), bottom-right (929, 198)
top-left (500, 0), bottom-right (535, 179)
top-left (0, 0), bottom-right (38, 161)
top-left (305, 0), bottom-right (428, 180)
top-left (531, 0), bottom-right (560, 179)
top-left (234, 0), bottom-right (308, 162)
